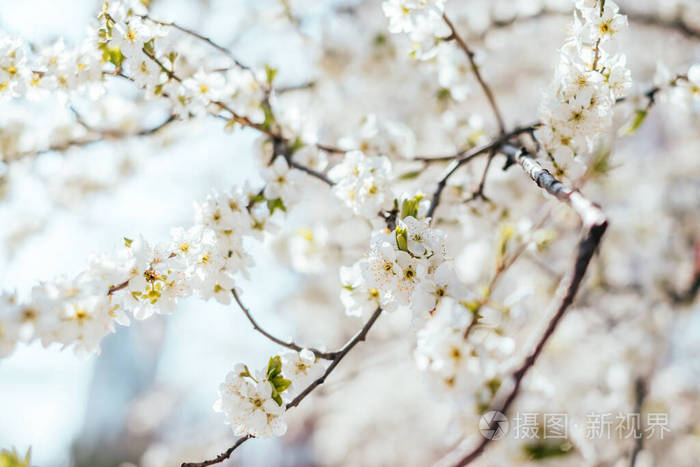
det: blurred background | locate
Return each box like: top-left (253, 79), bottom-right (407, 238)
top-left (0, 0), bottom-right (699, 466)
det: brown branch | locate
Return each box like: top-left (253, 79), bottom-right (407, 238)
top-left (181, 434), bottom-right (253, 467)
top-left (478, 8), bottom-right (700, 41)
top-left (140, 15), bottom-right (253, 72)
top-left (416, 124), bottom-right (536, 162)
top-left (442, 13), bottom-right (506, 135)
top-left (424, 125), bottom-right (537, 220)
top-left (453, 145), bottom-right (608, 466)
top-left (182, 307), bottom-right (383, 467)
top-left (629, 377), bottom-right (647, 467)
top-left (286, 158), bottom-right (334, 186)
top-left (286, 307), bottom-right (383, 409)
top-left (232, 289), bottom-right (338, 360)
top-left (5, 114), bottom-right (177, 164)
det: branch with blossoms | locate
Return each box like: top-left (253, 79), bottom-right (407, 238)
top-left (1, 0), bottom-right (699, 465)
top-left (476, 5), bottom-right (700, 42)
top-left (448, 144), bottom-right (608, 466)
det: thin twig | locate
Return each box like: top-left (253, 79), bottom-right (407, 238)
top-left (140, 15), bottom-right (252, 72)
top-left (182, 307), bottom-right (383, 467)
top-left (181, 434), bottom-right (253, 467)
top-left (232, 289), bottom-right (337, 360)
top-left (452, 145), bottom-right (608, 466)
top-left (287, 158), bottom-right (334, 186)
top-left (479, 8), bottom-right (700, 41)
top-left (286, 307), bottom-right (383, 409)
top-left (415, 124), bottom-right (536, 162)
top-left (6, 114), bottom-right (177, 164)
top-left (424, 126), bottom-right (537, 220)
top-left (442, 13), bottom-right (506, 135)
top-left (629, 378), bottom-right (647, 467)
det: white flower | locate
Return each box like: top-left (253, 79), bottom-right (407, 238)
top-left (329, 151), bottom-right (393, 219)
top-left (263, 157), bottom-right (302, 205)
top-left (582, 1), bottom-right (628, 42)
top-left (411, 261), bottom-right (464, 321)
top-left (0, 291), bottom-right (23, 357)
top-left (184, 68), bottom-right (225, 106)
top-left (193, 269), bottom-right (235, 305)
top-left (281, 349), bottom-right (324, 392)
top-left (339, 261), bottom-right (381, 317)
top-left (214, 366), bottom-right (287, 438)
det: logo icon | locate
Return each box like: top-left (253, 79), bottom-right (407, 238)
top-left (479, 411), bottom-right (509, 440)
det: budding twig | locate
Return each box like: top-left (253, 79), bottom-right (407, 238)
top-left (232, 289), bottom-right (338, 360)
top-left (442, 13), bottom-right (506, 135)
top-left (181, 307), bottom-right (383, 467)
top-left (140, 15), bottom-right (253, 73)
top-left (452, 144), bottom-right (608, 466)
top-left (425, 125), bottom-right (538, 221)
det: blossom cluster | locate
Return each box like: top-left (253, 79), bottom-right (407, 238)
top-left (0, 156), bottom-right (309, 358)
top-left (214, 351), bottom-right (324, 437)
top-left (339, 194), bottom-right (514, 417)
top-left (0, 0), bottom-right (265, 124)
top-left (382, 0), bottom-right (449, 58)
top-left (328, 150), bottom-right (394, 220)
top-left (536, 0), bottom-right (632, 178)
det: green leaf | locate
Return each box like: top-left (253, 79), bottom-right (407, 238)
top-left (264, 65), bottom-right (278, 85)
top-left (619, 109), bottom-right (648, 136)
top-left (271, 391), bottom-right (283, 406)
top-left (398, 170), bottom-right (421, 181)
top-left (289, 136), bottom-right (305, 155)
top-left (267, 355), bottom-right (282, 380)
top-left (142, 39), bottom-right (155, 56)
top-left (267, 197), bottom-right (286, 214)
top-left (271, 375), bottom-right (291, 393)
top-left (249, 193), bottom-right (265, 205)
top-left (261, 102), bottom-right (276, 131)
top-left (124, 237), bottom-right (133, 248)
top-left (100, 44), bottom-right (124, 68)
top-left (395, 225), bottom-right (408, 252)
top-left (0, 447), bottom-right (31, 467)
top-left (522, 441), bottom-right (573, 460)
top-left (238, 364), bottom-right (253, 379)
top-left (373, 33), bottom-right (387, 46)
top-left (436, 87), bottom-right (452, 101)
top-left (400, 197), bottom-right (420, 219)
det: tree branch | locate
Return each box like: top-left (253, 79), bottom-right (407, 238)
top-left (452, 144), bottom-right (608, 466)
top-left (478, 8), bottom-right (700, 41)
top-left (6, 114), bottom-right (177, 164)
top-left (286, 307), bottom-right (383, 409)
top-left (425, 125), bottom-right (537, 220)
top-left (140, 15), bottom-right (253, 72)
top-left (181, 434), bottom-right (253, 467)
top-left (629, 377), bottom-right (647, 467)
top-left (232, 288), bottom-right (338, 360)
top-left (443, 13), bottom-right (506, 135)
top-left (181, 307), bottom-right (383, 467)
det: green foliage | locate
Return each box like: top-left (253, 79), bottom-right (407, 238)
top-left (0, 447), bottom-right (31, 467)
top-left (619, 109), bottom-right (648, 136)
top-left (267, 197), bottom-right (287, 214)
top-left (399, 194), bottom-right (423, 220)
top-left (395, 224), bottom-right (408, 252)
top-left (123, 237), bottom-right (133, 248)
top-left (267, 356), bottom-right (291, 406)
top-left (264, 65), bottom-right (278, 85)
top-left (522, 440), bottom-right (574, 460)
top-left (289, 136), bottom-right (305, 155)
top-left (261, 102), bottom-right (276, 131)
top-left (398, 170), bottom-right (421, 180)
top-left (373, 33), bottom-right (387, 46)
top-left (100, 44), bottom-right (124, 68)
top-left (436, 87), bottom-right (452, 101)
